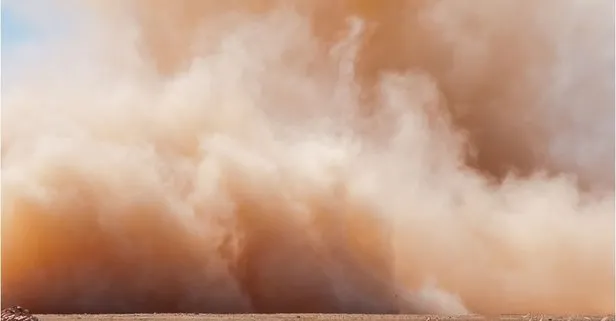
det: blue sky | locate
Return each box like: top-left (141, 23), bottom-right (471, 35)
top-left (2, 6), bottom-right (34, 47)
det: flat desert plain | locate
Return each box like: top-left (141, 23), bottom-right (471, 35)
top-left (35, 315), bottom-right (616, 321)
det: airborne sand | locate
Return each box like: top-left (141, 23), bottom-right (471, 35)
top-left (1, 0), bottom-right (615, 316)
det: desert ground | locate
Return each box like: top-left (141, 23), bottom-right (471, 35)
top-left (34, 315), bottom-right (616, 321)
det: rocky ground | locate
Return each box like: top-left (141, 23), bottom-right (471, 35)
top-left (1, 307), bottom-right (39, 321)
top-left (31, 314), bottom-right (616, 321)
top-left (3, 307), bottom-right (613, 321)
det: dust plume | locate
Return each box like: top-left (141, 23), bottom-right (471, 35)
top-left (1, 0), bottom-right (614, 315)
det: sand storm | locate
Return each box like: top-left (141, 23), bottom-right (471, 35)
top-left (1, 0), bottom-right (614, 315)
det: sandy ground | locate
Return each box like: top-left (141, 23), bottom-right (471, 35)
top-left (35, 315), bottom-right (616, 321)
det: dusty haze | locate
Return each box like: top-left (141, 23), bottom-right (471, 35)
top-left (1, 0), bottom-right (614, 316)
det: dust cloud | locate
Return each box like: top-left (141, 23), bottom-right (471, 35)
top-left (1, 0), bottom-right (614, 315)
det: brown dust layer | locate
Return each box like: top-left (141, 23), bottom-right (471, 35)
top-left (1, 0), bottom-right (615, 316)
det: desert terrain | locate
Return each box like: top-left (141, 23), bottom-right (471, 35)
top-left (32, 315), bottom-right (616, 321)
top-left (30, 314), bottom-right (614, 321)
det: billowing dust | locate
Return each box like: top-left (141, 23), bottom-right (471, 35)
top-left (1, 0), bottom-right (614, 316)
